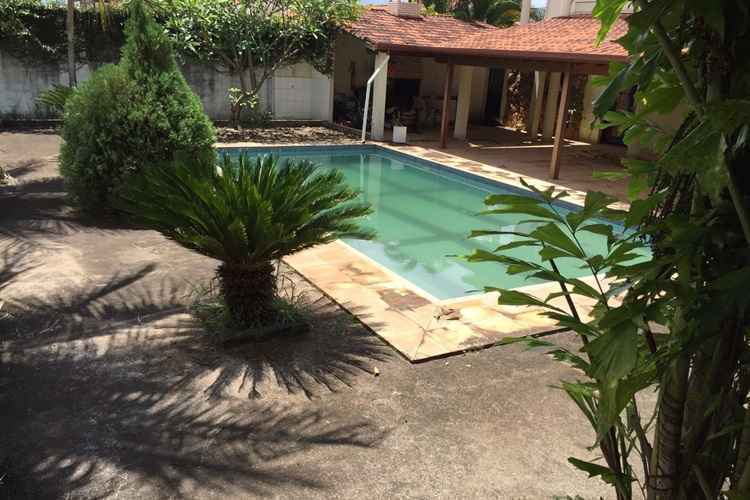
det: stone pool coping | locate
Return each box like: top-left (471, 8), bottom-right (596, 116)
top-left (218, 141), bottom-right (624, 362)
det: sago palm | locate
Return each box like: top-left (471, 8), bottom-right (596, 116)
top-left (119, 154), bottom-right (373, 327)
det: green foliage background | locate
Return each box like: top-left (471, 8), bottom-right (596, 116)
top-left (0, 0), bottom-right (126, 65)
top-left (0, 0), bottom-right (349, 75)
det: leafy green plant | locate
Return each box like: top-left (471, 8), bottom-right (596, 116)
top-left (467, 182), bottom-right (653, 499)
top-left (161, 0), bottom-right (359, 121)
top-left (472, 0), bottom-right (750, 498)
top-left (118, 154), bottom-right (373, 329)
top-left (0, 1), bottom-right (126, 67)
top-left (59, 0), bottom-right (215, 214)
top-left (36, 84), bottom-right (74, 115)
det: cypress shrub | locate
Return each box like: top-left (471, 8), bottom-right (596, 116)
top-left (59, 0), bottom-right (215, 214)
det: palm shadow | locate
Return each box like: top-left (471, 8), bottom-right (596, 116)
top-left (1, 332), bottom-right (387, 499)
top-left (1, 264), bottom-right (391, 498)
top-left (181, 293), bottom-right (392, 400)
top-left (0, 237), bottom-right (35, 297)
top-left (0, 177), bottom-right (87, 238)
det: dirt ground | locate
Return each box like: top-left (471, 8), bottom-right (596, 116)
top-left (215, 126), bottom-right (359, 144)
top-left (0, 128), bottom-right (611, 499)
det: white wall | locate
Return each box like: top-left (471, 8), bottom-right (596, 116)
top-left (0, 50), bottom-right (332, 121)
top-left (334, 31), bottom-right (374, 95)
top-left (273, 62), bottom-right (333, 120)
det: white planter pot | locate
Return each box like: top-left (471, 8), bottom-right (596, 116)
top-left (392, 126), bottom-right (407, 144)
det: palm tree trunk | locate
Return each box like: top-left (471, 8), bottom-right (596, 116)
top-left (649, 354), bottom-right (688, 499)
top-left (66, 0), bottom-right (77, 87)
top-left (217, 262), bottom-right (277, 327)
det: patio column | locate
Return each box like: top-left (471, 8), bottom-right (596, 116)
top-left (542, 72), bottom-right (561, 140)
top-left (498, 69), bottom-right (510, 125)
top-left (440, 63), bottom-right (455, 149)
top-left (454, 66), bottom-right (473, 140)
top-left (549, 70), bottom-right (572, 179)
top-left (527, 71), bottom-right (547, 140)
top-left (371, 51), bottom-right (389, 141)
top-left (578, 76), bottom-right (604, 143)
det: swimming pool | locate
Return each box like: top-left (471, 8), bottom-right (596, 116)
top-left (220, 145), bottom-right (636, 301)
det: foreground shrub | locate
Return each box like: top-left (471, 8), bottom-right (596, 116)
top-left (119, 154), bottom-right (372, 329)
top-left (59, 0), bottom-right (214, 214)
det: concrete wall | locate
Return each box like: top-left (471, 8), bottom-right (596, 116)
top-left (0, 50), bottom-right (332, 121)
top-left (273, 62), bottom-right (333, 121)
top-left (333, 31), bottom-right (374, 95)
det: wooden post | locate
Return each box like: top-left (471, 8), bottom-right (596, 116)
top-left (549, 69), bottom-right (572, 179)
top-left (440, 63), bottom-right (454, 149)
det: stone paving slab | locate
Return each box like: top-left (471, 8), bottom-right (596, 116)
top-left (285, 240), bottom-right (606, 362)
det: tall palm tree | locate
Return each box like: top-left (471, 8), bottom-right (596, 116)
top-left (67, 0), bottom-right (76, 86)
top-left (119, 154), bottom-right (373, 327)
top-left (66, 0), bottom-right (109, 87)
top-left (452, 0), bottom-right (521, 26)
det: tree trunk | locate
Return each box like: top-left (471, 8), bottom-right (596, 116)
top-left (217, 262), bottom-right (277, 327)
top-left (66, 0), bottom-right (77, 87)
top-left (649, 355), bottom-right (688, 499)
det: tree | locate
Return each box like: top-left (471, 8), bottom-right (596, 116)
top-left (468, 0), bottom-right (750, 498)
top-left (66, 0), bottom-right (109, 87)
top-left (453, 0), bottom-right (520, 26)
top-left (66, 0), bottom-right (75, 86)
top-left (162, 0), bottom-right (359, 126)
top-left (59, 0), bottom-right (215, 214)
top-left (119, 154), bottom-right (373, 327)
top-left (423, 0), bottom-right (538, 27)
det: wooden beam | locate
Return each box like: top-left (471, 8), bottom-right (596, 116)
top-left (433, 56), bottom-right (609, 75)
top-left (440, 63), bottom-right (454, 149)
top-left (549, 69), bottom-right (572, 180)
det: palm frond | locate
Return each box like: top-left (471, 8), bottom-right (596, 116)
top-left (118, 153), bottom-right (373, 268)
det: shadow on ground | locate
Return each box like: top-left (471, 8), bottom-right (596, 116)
top-left (1, 340), bottom-right (386, 499)
top-left (0, 250), bottom-right (391, 498)
top-left (0, 177), bottom-right (89, 238)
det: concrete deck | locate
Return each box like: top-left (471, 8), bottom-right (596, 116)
top-left (382, 125), bottom-right (629, 201)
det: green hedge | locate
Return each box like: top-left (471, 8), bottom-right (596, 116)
top-left (59, 0), bottom-right (215, 215)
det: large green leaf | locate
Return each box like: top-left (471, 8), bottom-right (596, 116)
top-left (568, 457), bottom-right (631, 489)
top-left (529, 223), bottom-right (585, 258)
top-left (592, 0), bottom-right (629, 44)
top-left (493, 289), bottom-right (567, 314)
top-left (584, 322), bottom-right (639, 381)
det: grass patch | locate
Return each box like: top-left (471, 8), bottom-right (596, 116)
top-left (189, 266), bottom-right (312, 345)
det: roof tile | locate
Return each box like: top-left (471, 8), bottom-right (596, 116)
top-left (345, 8), bottom-right (496, 50)
top-left (345, 9), bottom-right (628, 63)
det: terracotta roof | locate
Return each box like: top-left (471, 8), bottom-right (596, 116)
top-left (345, 7), bottom-right (498, 51)
top-left (344, 9), bottom-right (628, 64)
top-left (443, 15), bottom-right (629, 63)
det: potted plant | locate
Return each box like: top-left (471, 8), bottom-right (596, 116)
top-left (390, 108), bottom-right (407, 144)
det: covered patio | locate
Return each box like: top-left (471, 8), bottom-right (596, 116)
top-left (379, 125), bottom-right (629, 200)
top-left (342, 6), bottom-right (629, 183)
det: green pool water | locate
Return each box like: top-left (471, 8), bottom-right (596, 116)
top-left (221, 146), bottom-right (641, 300)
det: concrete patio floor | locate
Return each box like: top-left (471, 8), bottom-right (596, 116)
top-left (0, 128), bottom-right (617, 499)
top-left (381, 125), bottom-right (629, 201)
